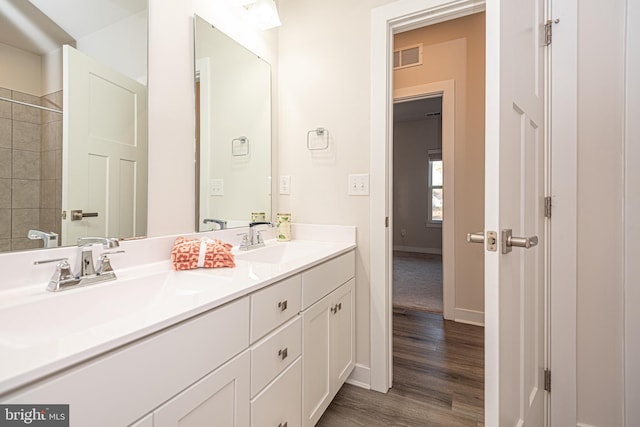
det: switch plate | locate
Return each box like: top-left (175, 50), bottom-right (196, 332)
top-left (280, 175), bottom-right (291, 195)
top-left (210, 179), bottom-right (224, 196)
top-left (348, 174), bottom-right (369, 196)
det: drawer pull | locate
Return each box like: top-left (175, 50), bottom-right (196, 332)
top-left (278, 347), bottom-right (288, 360)
top-left (331, 304), bottom-right (337, 314)
top-left (338, 302), bottom-right (342, 311)
top-left (278, 422), bottom-right (288, 427)
top-left (278, 300), bottom-right (288, 311)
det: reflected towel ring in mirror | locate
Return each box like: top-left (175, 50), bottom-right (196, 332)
top-left (232, 136), bottom-right (250, 156)
top-left (307, 127), bottom-right (329, 150)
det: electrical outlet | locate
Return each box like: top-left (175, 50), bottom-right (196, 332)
top-left (348, 174), bottom-right (369, 196)
top-left (280, 175), bottom-right (291, 195)
top-left (210, 179), bottom-right (224, 196)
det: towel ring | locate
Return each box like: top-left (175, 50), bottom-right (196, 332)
top-left (307, 128), bottom-right (329, 150)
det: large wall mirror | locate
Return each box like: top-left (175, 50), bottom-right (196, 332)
top-left (0, 0), bottom-right (148, 253)
top-left (194, 14), bottom-right (272, 231)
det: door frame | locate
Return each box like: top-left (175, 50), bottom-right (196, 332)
top-left (393, 81), bottom-right (455, 321)
top-left (370, 0), bottom-right (485, 393)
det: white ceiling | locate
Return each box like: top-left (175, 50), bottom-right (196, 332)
top-left (0, 0), bottom-right (145, 55)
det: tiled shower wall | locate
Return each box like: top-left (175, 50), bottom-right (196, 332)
top-left (0, 87), bottom-right (62, 253)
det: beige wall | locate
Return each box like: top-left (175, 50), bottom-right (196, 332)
top-left (576, 0), bottom-right (626, 424)
top-left (0, 43), bottom-right (42, 96)
top-left (393, 13), bottom-right (485, 313)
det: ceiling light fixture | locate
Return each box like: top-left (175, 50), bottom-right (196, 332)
top-left (243, 0), bottom-right (281, 30)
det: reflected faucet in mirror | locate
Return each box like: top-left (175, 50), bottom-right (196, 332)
top-left (27, 230), bottom-right (59, 249)
top-left (203, 219), bottom-right (227, 230)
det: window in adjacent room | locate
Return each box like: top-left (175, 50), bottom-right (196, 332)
top-left (427, 149), bottom-right (443, 224)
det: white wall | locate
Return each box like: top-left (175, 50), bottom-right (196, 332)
top-left (277, 0), bottom-right (397, 373)
top-left (77, 11), bottom-right (148, 84)
top-left (576, 0), bottom-right (626, 424)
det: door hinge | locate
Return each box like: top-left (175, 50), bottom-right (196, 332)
top-left (544, 369), bottom-right (551, 392)
top-left (544, 19), bottom-right (560, 46)
top-left (385, 216), bottom-right (389, 227)
top-left (544, 196), bottom-right (552, 218)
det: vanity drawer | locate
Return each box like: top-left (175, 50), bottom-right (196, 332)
top-left (301, 251), bottom-right (355, 309)
top-left (251, 316), bottom-right (301, 397)
top-left (251, 274), bottom-right (301, 343)
top-left (251, 357), bottom-right (302, 427)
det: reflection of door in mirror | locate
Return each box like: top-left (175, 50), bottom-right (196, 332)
top-left (62, 46), bottom-right (148, 246)
top-left (195, 15), bottom-right (272, 231)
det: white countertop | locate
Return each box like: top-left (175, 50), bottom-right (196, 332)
top-left (0, 224), bottom-right (356, 397)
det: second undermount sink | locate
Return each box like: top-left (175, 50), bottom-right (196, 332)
top-left (233, 240), bottom-right (329, 264)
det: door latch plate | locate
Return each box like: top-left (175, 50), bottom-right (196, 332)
top-left (486, 231), bottom-right (497, 252)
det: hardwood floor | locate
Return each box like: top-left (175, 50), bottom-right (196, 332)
top-left (317, 309), bottom-right (484, 427)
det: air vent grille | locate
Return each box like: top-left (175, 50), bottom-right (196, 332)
top-left (393, 44), bottom-right (423, 69)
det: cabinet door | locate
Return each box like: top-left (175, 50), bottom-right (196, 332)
top-left (331, 279), bottom-right (355, 391)
top-left (301, 295), bottom-right (332, 427)
top-left (154, 351), bottom-right (250, 427)
top-left (251, 357), bottom-right (302, 427)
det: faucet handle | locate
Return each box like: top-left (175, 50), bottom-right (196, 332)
top-left (96, 250), bottom-right (125, 275)
top-left (237, 233), bottom-right (249, 250)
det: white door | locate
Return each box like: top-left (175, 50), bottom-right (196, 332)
top-left (62, 45), bottom-right (148, 245)
top-left (485, 0), bottom-right (548, 425)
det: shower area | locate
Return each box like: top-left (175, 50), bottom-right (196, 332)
top-left (0, 88), bottom-right (62, 252)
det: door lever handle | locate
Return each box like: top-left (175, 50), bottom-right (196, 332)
top-left (502, 229), bottom-right (538, 254)
top-left (466, 232), bottom-right (485, 244)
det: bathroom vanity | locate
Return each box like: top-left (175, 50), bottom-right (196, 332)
top-left (0, 225), bottom-right (356, 427)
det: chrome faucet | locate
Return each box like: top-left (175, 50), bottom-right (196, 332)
top-left (239, 222), bottom-right (273, 251)
top-left (76, 237), bottom-right (119, 277)
top-left (27, 229), bottom-right (59, 248)
top-left (203, 218), bottom-right (227, 230)
top-left (35, 237), bottom-right (123, 292)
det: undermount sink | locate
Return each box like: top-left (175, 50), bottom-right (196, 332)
top-left (234, 240), bottom-right (328, 264)
top-left (0, 272), bottom-right (171, 349)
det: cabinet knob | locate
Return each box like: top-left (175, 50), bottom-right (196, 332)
top-left (338, 302), bottom-right (342, 311)
top-left (278, 347), bottom-right (288, 360)
top-left (278, 300), bottom-right (288, 311)
top-left (278, 422), bottom-right (288, 427)
top-left (331, 305), bottom-right (337, 314)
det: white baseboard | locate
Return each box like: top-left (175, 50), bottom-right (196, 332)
top-left (454, 308), bottom-right (484, 326)
top-left (345, 364), bottom-right (371, 389)
top-left (393, 245), bottom-right (442, 255)
top-left (576, 423), bottom-right (597, 427)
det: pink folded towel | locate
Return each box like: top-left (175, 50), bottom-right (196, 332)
top-left (171, 237), bottom-right (235, 270)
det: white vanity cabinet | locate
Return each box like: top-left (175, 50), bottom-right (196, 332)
top-left (1, 247), bottom-right (356, 427)
top-left (301, 252), bottom-right (356, 427)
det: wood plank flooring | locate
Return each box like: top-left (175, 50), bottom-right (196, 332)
top-left (317, 309), bottom-right (484, 427)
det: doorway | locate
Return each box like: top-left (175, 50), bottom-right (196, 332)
top-left (392, 95), bottom-right (445, 314)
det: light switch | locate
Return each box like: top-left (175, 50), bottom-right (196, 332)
top-left (280, 175), bottom-right (291, 195)
top-left (348, 174), bottom-right (369, 196)
top-left (210, 179), bottom-right (224, 196)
